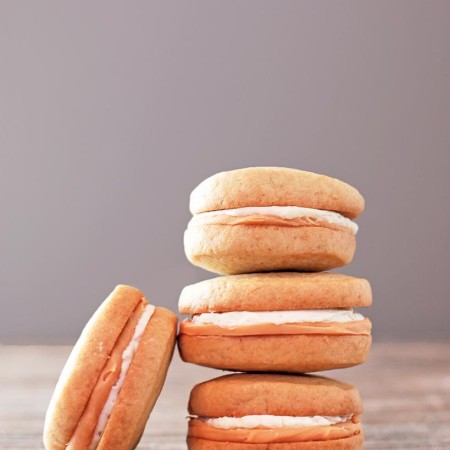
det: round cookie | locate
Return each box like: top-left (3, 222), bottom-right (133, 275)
top-left (190, 167), bottom-right (364, 219)
top-left (180, 334), bottom-right (371, 374)
top-left (187, 373), bottom-right (364, 450)
top-left (179, 272), bottom-right (372, 314)
top-left (185, 167), bottom-right (364, 274)
top-left (185, 223), bottom-right (356, 274)
top-left (178, 273), bottom-right (372, 373)
top-left (44, 285), bottom-right (178, 450)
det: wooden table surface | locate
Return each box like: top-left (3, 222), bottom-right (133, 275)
top-left (1, 342), bottom-right (449, 450)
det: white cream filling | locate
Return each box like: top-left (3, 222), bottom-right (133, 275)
top-left (191, 309), bottom-right (364, 327)
top-left (88, 304), bottom-right (155, 450)
top-left (200, 414), bottom-right (353, 429)
top-left (195, 206), bottom-right (358, 235)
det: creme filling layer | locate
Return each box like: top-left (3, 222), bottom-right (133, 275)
top-left (202, 414), bottom-right (352, 428)
top-left (191, 309), bottom-right (365, 326)
top-left (191, 205), bottom-right (358, 235)
top-left (67, 303), bottom-right (155, 450)
top-left (182, 310), bottom-right (371, 337)
top-left (188, 414), bottom-right (361, 443)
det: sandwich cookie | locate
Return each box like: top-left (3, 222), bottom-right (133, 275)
top-left (178, 273), bottom-right (371, 373)
top-left (187, 373), bottom-right (364, 449)
top-left (44, 285), bottom-right (178, 450)
top-left (184, 167), bottom-right (364, 274)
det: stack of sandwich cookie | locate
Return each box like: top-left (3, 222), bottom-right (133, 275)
top-left (44, 285), bottom-right (178, 450)
top-left (180, 167), bottom-right (371, 449)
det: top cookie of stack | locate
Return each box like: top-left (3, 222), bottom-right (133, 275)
top-left (184, 167), bottom-right (364, 274)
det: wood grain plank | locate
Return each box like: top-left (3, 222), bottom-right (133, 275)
top-left (1, 343), bottom-right (449, 449)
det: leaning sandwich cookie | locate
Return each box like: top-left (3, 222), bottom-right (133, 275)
top-left (184, 167), bottom-right (364, 274)
top-left (178, 272), bottom-right (372, 373)
top-left (43, 285), bottom-right (178, 450)
top-left (187, 373), bottom-right (364, 449)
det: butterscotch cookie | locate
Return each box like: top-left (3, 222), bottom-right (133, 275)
top-left (187, 373), bottom-right (364, 449)
top-left (178, 273), bottom-right (372, 373)
top-left (44, 285), bottom-right (178, 450)
top-left (184, 167), bottom-right (364, 274)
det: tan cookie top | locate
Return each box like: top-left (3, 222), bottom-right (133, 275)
top-left (179, 272), bottom-right (372, 314)
top-left (190, 167), bottom-right (364, 219)
top-left (189, 373), bottom-right (362, 417)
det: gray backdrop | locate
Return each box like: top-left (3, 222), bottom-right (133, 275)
top-left (1, 1), bottom-right (449, 342)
